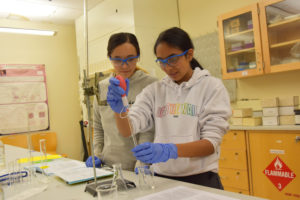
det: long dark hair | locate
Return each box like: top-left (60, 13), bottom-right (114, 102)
top-left (154, 27), bottom-right (203, 70)
top-left (107, 32), bottom-right (140, 57)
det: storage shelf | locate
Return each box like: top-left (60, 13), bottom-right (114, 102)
top-left (268, 16), bottom-right (300, 29)
top-left (225, 29), bottom-right (253, 39)
top-left (227, 47), bottom-right (255, 56)
top-left (270, 38), bottom-right (300, 49)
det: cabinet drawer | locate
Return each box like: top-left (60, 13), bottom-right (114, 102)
top-left (219, 149), bottom-right (248, 170)
top-left (223, 186), bottom-right (250, 195)
top-left (221, 131), bottom-right (246, 149)
top-left (219, 168), bottom-right (249, 190)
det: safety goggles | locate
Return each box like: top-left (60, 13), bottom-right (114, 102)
top-left (156, 50), bottom-right (189, 68)
top-left (109, 55), bottom-right (139, 67)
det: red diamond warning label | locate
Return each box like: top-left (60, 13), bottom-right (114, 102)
top-left (263, 156), bottom-right (296, 191)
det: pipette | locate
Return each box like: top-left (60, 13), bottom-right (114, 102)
top-left (115, 75), bottom-right (138, 147)
top-left (115, 75), bottom-right (151, 189)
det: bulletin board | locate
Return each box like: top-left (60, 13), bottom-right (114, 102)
top-left (0, 64), bottom-right (49, 135)
top-left (193, 31), bottom-right (237, 102)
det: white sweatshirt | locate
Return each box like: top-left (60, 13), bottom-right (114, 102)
top-left (128, 68), bottom-right (232, 176)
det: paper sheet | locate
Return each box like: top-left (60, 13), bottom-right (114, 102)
top-left (135, 186), bottom-right (239, 200)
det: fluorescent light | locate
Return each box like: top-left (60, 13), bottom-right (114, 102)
top-left (0, 27), bottom-right (56, 36)
top-left (0, 1), bottom-right (56, 17)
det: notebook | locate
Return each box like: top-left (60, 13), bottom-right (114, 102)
top-left (32, 159), bottom-right (113, 184)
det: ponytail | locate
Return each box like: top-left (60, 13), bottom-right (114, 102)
top-left (190, 58), bottom-right (203, 70)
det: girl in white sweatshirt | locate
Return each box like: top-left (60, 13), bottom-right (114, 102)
top-left (107, 27), bottom-right (231, 189)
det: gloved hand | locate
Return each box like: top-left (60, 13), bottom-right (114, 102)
top-left (85, 156), bottom-right (102, 168)
top-left (107, 77), bottom-right (129, 113)
top-left (132, 142), bottom-right (178, 164)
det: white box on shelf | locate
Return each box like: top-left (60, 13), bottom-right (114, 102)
top-left (279, 106), bottom-right (297, 116)
top-left (263, 107), bottom-right (279, 117)
top-left (263, 116), bottom-right (279, 126)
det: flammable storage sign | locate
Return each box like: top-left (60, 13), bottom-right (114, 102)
top-left (263, 156), bottom-right (296, 191)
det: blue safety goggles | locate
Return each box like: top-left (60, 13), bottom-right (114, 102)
top-left (109, 55), bottom-right (139, 67)
top-left (155, 50), bottom-right (189, 68)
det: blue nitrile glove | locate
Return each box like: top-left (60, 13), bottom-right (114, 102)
top-left (134, 165), bottom-right (150, 175)
top-left (85, 156), bottom-right (102, 168)
top-left (132, 142), bottom-right (178, 164)
top-left (107, 77), bottom-right (129, 113)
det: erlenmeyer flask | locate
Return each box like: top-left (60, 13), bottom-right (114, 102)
top-left (111, 163), bottom-right (128, 191)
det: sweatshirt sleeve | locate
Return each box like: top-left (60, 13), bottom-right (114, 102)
top-left (93, 98), bottom-right (104, 158)
top-left (198, 78), bottom-right (232, 153)
top-left (128, 83), bottom-right (156, 135)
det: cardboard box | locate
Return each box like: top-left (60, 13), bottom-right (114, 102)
top-left (252, 111), bottom-right (263, 117)
top-left (263, 107), bottom-right (279, 117)
top-left (231, 26), bottom-right (240, 34)
top-left (236, 99), bottom-right (262, 111)
top-left (295, 115), bottom-right (300, 125)
top-left (263, 116), bottom-right (279, 126)
top-left (261, 98), bottom-right (279, 108)
top-left (230, 18), bottom-right (240, 27)
top-left (279, 115), bottom-right (295, 125)
top-left (279, 96), bottom-right (299, 107)
top-left (232, 108), bottom-right (252, 117)
top-left (243, 117), bottom-right (262, 126)
top-left (279, 106), bottom-right (297, 116)
top-left (231, 117), bottom-right (243, 126)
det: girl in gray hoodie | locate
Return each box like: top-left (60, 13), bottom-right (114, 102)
top-left (86, 32), bottom-right (157, 171)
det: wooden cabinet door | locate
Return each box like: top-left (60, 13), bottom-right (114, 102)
top-left (221, 130), bottom-right (246, 149)
top-left (248, 130), bottom-right (300, 200)
top-left (259, 0), bottom-right (300, 74)
top-left (219, 168), bottom-right (249, 190)
top-left (218, 3), bottom-right (264, 79)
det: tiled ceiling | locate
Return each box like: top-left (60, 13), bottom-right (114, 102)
top-left (0, 0), bottom-right (104, 25)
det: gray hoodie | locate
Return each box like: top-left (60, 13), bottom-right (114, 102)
top-left (93, 69), bottom-right (157, 171)
top-left (129, 68), bottom-right (232, 176)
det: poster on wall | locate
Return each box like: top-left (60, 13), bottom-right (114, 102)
top-left (0, 64), bottom-right (49, 135)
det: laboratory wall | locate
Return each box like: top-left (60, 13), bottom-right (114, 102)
top-left (0, 19), bottom-right (83, 160)
top-left (133, 0), bottom-right (180, 79)
top-left (178, 0), bottom-right (300, 99)
top-left (75, 0), bottom-right (179, 122)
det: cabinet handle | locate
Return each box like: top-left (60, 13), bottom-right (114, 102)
top-left (296, 136), bottom-right (300, 143)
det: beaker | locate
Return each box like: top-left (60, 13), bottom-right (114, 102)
top-left (136, 166), bottom-right (155, 190)
top-left (38, 139), bottom-right (49, 183)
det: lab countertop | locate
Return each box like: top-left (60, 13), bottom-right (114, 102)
top-left (230, 125), bottom-right (300, 131)
top-left (3, 144), bottom-right (268, 200)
